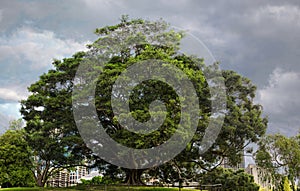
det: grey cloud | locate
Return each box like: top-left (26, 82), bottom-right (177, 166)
top-left (0, 0), bottom-right (300, 136)
top-left (0, 26), bottom-right (88, 91)
top-left (0, 113), bottom-right (10, 135)
top-left (257, 68), bottom-right (300, 136)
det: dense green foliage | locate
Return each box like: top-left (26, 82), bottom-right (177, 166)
top-left (0, 130), bottom-right (35, 187)
top-left (21, 17), bottom-right (267, 186)
top-left (255, 133), bottom-right (300, 191)
top-left (20, 52), bottom-right (89, 187)
top-left (89, 17), bottom-right (267, 184)
top-left (200, 167), bottom-right (260, 191)
top-left (80, 176), bottom-right (121, 185)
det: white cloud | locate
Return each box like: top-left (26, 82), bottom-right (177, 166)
top-left (0, 104), bottom-right (20, 135)
top-left (0, 88), bottom-right (25, 101)
top-left (0, 26), bottom-right (90, 123)
top-left (0, 103), bottom-right (21, 118)
top-left (257, 68), bottom-right (300, 135)
top-left (179, 21), bottom-right (229, 47)
top-left (258, 68), bottom-right (300, 113)
top-left (0, 27), bottom-right (89, 70)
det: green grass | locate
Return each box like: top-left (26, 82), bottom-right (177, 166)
top-left (0, 186), bottom-right (198, 191)
top-left (0, 188), bottom-right (41, 191)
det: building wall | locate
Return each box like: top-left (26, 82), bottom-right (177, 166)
top-left (48, 166), bottom-right (89, 187)
top-left (220, 155), bottom-right (246, 170)
top-left (245, 164), bottom-right (273, 190)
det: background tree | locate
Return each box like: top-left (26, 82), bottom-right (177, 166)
top-left (8, 118), bottom-right (24, 130)
top-left (20, 52), bottom-right (92, 187)
top-left (255, 133), bottom-right (300, 191)
top-left (200, 167), bottom-right (260, 191)
top-left (0, 129), bottom-right (35, 187)
top-left (21, 16), bottom-right (267, 186)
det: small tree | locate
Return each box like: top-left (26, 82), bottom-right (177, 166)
top-left (255, 133), bottom-right (300, 191)
top-left (8, 118), bottom-right (24, 130)
top-left (20, 52), bottom-right (90, 187)
top-left (0, 130), bottom-right (35, 187)
top-left (200, 167), bottom-right (260, 191)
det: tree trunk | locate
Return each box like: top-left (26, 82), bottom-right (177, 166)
top-left (35, 162), bottom-right (50, 187)
top-left (36, 175), bottom-right (46, 187)
top-left (125, 169), bottom-right (145, 185)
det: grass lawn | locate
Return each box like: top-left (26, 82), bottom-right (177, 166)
top-left (0, 188), bottom-right (41, 191)
top-left (0, 185), bottom-right (198, 191)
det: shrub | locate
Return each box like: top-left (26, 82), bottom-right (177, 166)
top-left (201, 167), bottom-right (260, 191)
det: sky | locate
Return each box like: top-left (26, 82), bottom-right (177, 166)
top-left (0, 0), bottom-right (299, 138)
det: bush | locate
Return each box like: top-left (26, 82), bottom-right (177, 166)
top-left (91, 176), bottom-right (103, 184)
top-left (201, 167), bottom-right (260, 191)
top-left (80, 179), bottom-right (92, 185)
top-left (80, 176), bottom-right (121, 185)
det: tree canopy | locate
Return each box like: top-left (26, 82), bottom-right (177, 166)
top-left (20, 52), bottom-right (91, 187)
top-left (200, 167), bottom-right (260, 191)
top-left (255, 133), bottom-right (300, 191)
top-left (0, 129), bottom-right (35, 187)
top-left (21, 17), bottom-right (267, 186)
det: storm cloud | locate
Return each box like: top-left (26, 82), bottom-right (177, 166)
top-left (0, 0), bottom-right (299, 136)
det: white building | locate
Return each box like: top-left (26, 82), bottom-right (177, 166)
top-left (245, 164), bottom-right (273, 190)
top-left (47, 166), bottom-right (101, 187)
top-left (220, 156), bottom-right (246, 170)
